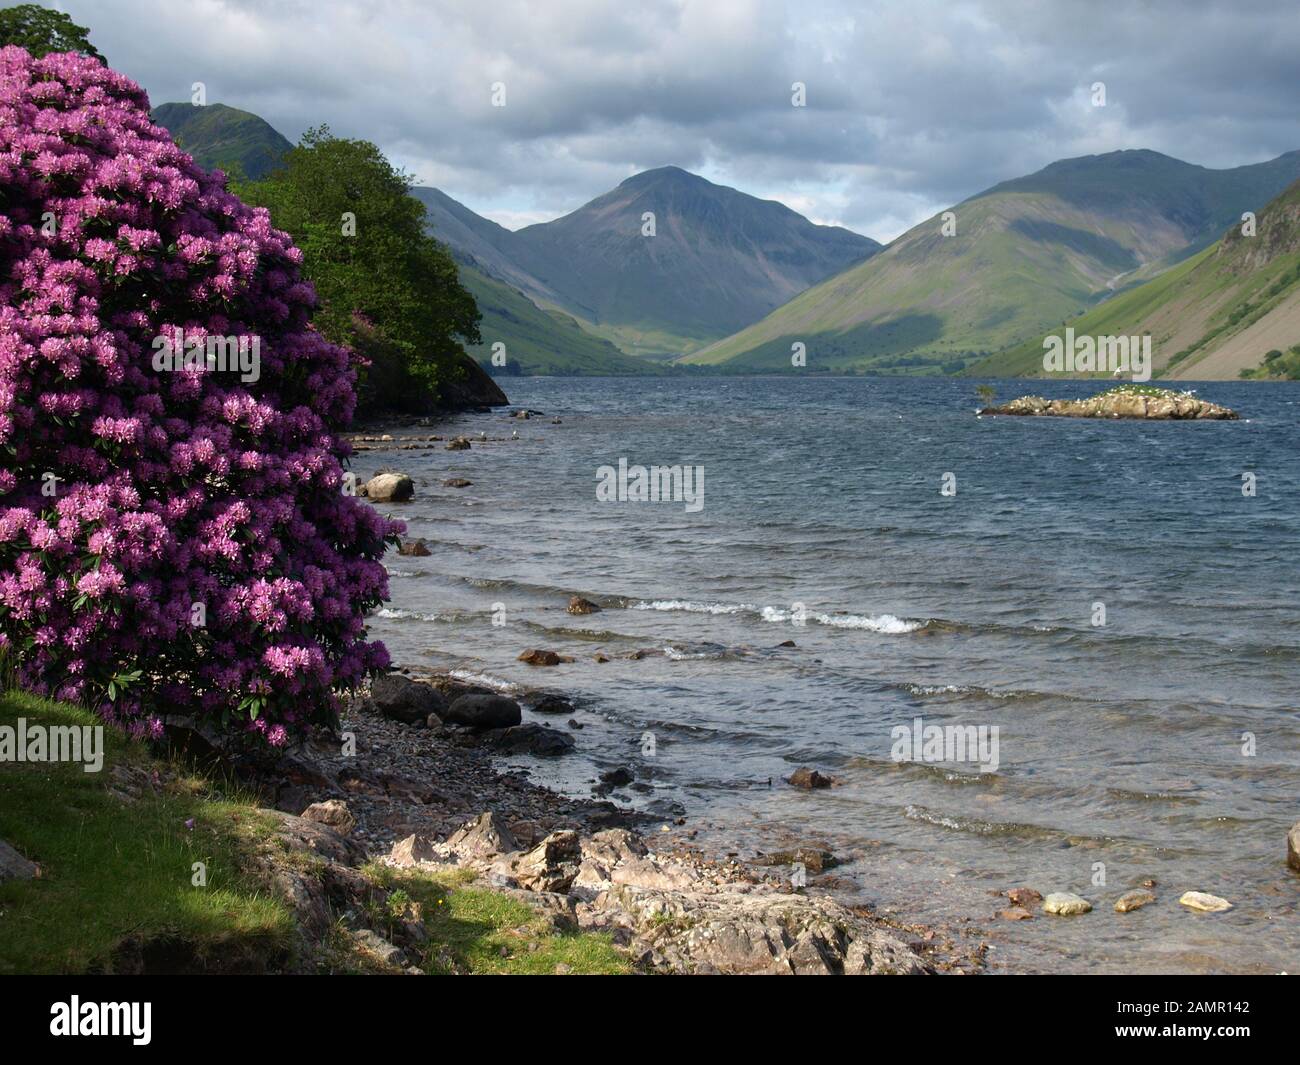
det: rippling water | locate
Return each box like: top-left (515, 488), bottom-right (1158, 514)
top-left (364, 375), bottom-right (1300, 974)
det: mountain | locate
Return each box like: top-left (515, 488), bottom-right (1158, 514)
top-left (682, 149), bottom-right (1300, 374)
top-left (971, 178), bottom-right (1300, 380)
top-left (501, 167), bottom-right (881, 357)
top-left (152, 102), bottom-right (292, 180)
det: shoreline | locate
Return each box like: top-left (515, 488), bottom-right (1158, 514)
top-left (240, 669), bottom-right (981, 974)
top-left (339, 415), bottom-right (990, 974)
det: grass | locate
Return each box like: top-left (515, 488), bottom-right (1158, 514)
top-left (0, 690), bottom-right (631, 975)
top-left (0, 689), bottom-right (293, 974)
top-left (367, 864), bottom-right (631, 975)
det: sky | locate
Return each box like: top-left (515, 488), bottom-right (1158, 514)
top-left (59, 0), bottom-right (1300, 243)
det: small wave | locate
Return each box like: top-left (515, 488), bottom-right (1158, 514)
top-left (633, 598), bottom-right (923, 633)
top-left (903, 804), bottom-right (1056, 840)
top-left (374, 606), bottom-right (439, 622)
top-left (446, 668), bottom-right (521, 694)
top-left (633, 599), bottom-right (755, 615)
top-left (761, 606), bottom-right (922, 634)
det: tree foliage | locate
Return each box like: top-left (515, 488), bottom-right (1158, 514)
top-left (237, 127), bottom-right (480, 411)
top-left (0, 3), bottom-right (102, 61)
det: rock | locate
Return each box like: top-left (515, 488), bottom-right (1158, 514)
top-left (446, 436), bottom-right (471, 451)
top-left (776, 640), bottom-right (797, 648)
top-left (513, 831), bottom-right (581, 893)
top-left (610, 857), bottom-right (701, 891)
top-left (389, 833), bottom-right (440, 867)
top-left (443, 693), bottom-right (522, 729)
top-left (983, 388), bottom-right (1238, 421)
top-left (371, 673), bottom-right (448, 725)
top-left (600, 767), bottom-right (634, 787)
top-left (518, 648), bottom-right (572, 667)
top-left (787, 766), bottom-right (835, 790)
top-left (445, 812), bottom-right (519, 858)
top-left (301, 799), bottom-right (356, 836)
top-left (363, 472), bottom-right (414, 502)
top-left (531, 694), bottom-right (574, 715)
top-left (1178, 891), bottom-right (1232, 913)
top-left (1042, 892), bottom-right (1092, 915)
top-left (351, 929), bottom-right (406, 966)
top-left (0, 840), bottom-right (38, 881)
top-left (397, 539), bottom-right (431, 556)
top-left (442, 478), bottom-right (472, 488)
top-left (755, 846), bottom-right (838, 874)
top-left (265, 810), bottom-right (366, 866)
top-left (1114, 890), bottom-right (1156, 913)
top-left (1006, 886), bottom-right (1043, 908)
top-left (486, 723), bottom-right (576, 756)
top-left (1288, 821), bottom-right (1300, 872)
top-left (999, 909), bottom-right (1034, 920)
top-left (567, 596), bottom-right (601, 615)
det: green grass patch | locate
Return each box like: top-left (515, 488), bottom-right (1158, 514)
top-left (368, 864), bottom-right (630, 975)
top-left (0, 690), bottom-right (293, 974)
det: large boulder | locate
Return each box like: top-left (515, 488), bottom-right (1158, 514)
top-left (301, 799), bottom-right (357, 836)
top-left (443, 693), bottom-right (522, 729)
top-left (486, 723), bottom-right (575, 756)
top-left (513, 831), bottom-right (581, 893)
top-left (446, 812), bottom-right (519, 859)
top-left (363, 473), bottom-right (414, 502)
top-left (370, 673), bottom-right (448, 725)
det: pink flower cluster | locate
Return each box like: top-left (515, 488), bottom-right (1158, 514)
top-left (0, 47), bottom-right (401, 739)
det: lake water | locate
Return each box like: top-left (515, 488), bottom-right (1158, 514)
top-left (364, 375), bottom-right (1300, 974)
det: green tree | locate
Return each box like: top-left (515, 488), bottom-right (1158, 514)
top-left (0, 3), bottom-right (103, 60)
top-left (237, 126), bottom-right (480, 410)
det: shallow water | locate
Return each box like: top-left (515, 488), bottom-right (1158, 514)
top-left (364, 375), bottom-right (1300, 974)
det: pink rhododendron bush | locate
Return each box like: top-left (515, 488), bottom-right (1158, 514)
top-left (0, 47), bottom-right (400, 743)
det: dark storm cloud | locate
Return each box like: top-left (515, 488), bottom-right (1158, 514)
top-left (61, 0), bottom-right (1300, 240)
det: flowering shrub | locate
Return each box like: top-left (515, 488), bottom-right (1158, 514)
top-left (0, 47), bottom-right (400, 742)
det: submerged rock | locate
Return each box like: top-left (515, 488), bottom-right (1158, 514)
top-left (567, 596), bottom-right (601, 615)
top-left (981, 387), bottom-right (1237, 421)
top-left (1042, 892), bottom-right (1092, 915)
top-left (1288, 821), bottom-right (1300, 872)
top-left (1178, 891), bottom-right (1232, 913)
top-left (446, 436), bottom-right (472, 451)
top-left (787, 766), bottom-right (835, 790)
top-left (396, 538), bottom-right (431, 556)
top-left (518, 648), bottom-right (573, 667)
top-left (1114, 889), bottom-right (1156, 913)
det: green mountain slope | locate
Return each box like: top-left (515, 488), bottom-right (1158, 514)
top-left (457, 261), bottom-right (657, 375)
top-left (152, 102), bottom-right (293, 180)
top-left (971, 178), bottom-right (1300, 380)
top-left (683, 149), bottom-right (1300, 373)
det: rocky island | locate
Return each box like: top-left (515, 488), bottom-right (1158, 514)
top-left (980, 386), bottom-right (1239, 420)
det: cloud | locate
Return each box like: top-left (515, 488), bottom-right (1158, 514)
top-left (62, 0), bottom-right (1300, 242)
